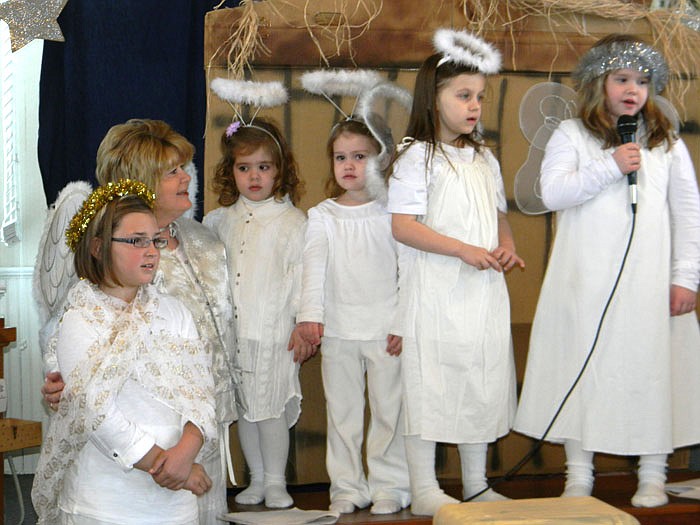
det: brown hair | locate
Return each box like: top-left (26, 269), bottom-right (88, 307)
top-left (389, 53), bottom-right (489, 177)
top-left (74, 196), bottom-right (155, 287)
top-left (212, 118), bottom-right (304, 206)
top-left (96, 119), bottom-right (195, 191)
top-left (578, 34), bottom-right (674, 150)
top-left (324, 119), bottom-right (381, 198)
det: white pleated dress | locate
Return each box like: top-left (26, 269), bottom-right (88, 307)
top-left (514, 119), bottom-right (700, 455)
top-left (204, 196), bottom-right (305, 428)
top-left (387, 141), bottom-right (517, 444)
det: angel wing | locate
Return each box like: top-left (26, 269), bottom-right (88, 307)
top-left (33, 180), bottom-right (92, 324)
top-left (181, 161), bottom-right (198, 219)
top-left (514, 82), bottom-right (577, 215)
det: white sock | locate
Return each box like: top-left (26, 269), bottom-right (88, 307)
top-left (405, 435), bottom-right (459, 516)
top-left (259, 417), bottom-right (293, 508)
top-left (458, 442), bottom-right (508, 501)
top-left (370, 499), bottom-right (402, 514)
top-left (329, 499), bottom-right (356, 514)
top-left (235, 419), bottom-right (264, 505)
top-left (632, 454), bottom-right (668, 508)
top-left (562, 440), bottom-right (594, 497)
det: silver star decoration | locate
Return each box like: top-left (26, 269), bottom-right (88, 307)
top-left (0, 0), bottom-right (68, 52)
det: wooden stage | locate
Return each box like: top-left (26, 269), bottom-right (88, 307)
top-left (227, 470), bottom-right (700, 524)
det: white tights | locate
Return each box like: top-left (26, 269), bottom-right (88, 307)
top-left (235, 417), bottom-right (292, 508)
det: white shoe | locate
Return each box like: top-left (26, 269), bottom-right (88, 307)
top-left (561, 484), bottom-right (593, 498)
top-left (467, 488), bottom-right (509, 502)
top-left (370, 499), bottom-right (402, 514)
top-left (329, 499), bottom-right (356, 514)
top-left (410, 488), bottom-right (459, 516)
top-left (632, 483), bottom-right (668, 508)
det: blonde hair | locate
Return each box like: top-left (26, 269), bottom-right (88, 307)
top-left (96, 119), bottom-right (195, 191)
top-left (578, 34), bottom-right (674, 150)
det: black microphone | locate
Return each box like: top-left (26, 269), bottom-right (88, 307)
top-left (616, 114), bottom-right (638, 213)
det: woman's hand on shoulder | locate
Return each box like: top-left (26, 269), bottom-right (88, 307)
top-left (491, 245), bottom-right (525, 272)
top-left (42, 371), bottom-right (65, 410)
top-left (612, 143), bottom-right (641, 176)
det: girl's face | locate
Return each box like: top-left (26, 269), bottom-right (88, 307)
top-left (154, 157), bottom-right (192, 225)
top-left (233, 146), bottom-right (277, 202)
top-left (102, 211), bottom-right (161, 302)
top-left (332, 132), bottom-right (376, 194)
top-left (435, 72), bottom-right (486, 144)
top-left (604, 68), bottom-right (649, 123)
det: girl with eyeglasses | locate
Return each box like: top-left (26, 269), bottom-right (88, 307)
top-left (32, 181), bottom-right (217, 525)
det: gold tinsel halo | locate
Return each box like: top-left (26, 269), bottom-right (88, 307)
top-left (65, 179), bottom-right (156, 252)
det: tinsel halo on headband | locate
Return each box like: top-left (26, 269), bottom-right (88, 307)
top-left (572, 40), bottom-right (669, 94)
top-left (65, 179), bottom-right (156, 251)
top-left (433, 28), bottom-right (501, 74)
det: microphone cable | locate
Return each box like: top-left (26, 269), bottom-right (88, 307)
top-left (466, 208), bottom-right (638, 502)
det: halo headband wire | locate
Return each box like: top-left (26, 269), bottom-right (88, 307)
top-left (210, 78), bottom-right (289, 157)
top-left (300, 69), bottom-right (384, 122)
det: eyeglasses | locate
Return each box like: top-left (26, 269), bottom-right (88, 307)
top-left (111, 236), bottom-right (169, 249)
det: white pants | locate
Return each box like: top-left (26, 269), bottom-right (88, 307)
top-left (321, 337), bottom-right (411, 508)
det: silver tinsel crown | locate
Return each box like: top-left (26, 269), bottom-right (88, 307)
top-left (572, 40), bottom-right (669, 94)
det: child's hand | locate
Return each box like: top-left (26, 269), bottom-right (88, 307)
top-left (612, 143), bottom-right (641, 176)
top-left (150, 422), bottom-right (202, 490)
top-left (296, 321), bottom-right (324, 346)
top-left (457, 243), bottom-right (501, 272)
top-left (287, 326), bottom-right (318, 364)
top-left (670, 285), bottom-right (697, 316)
top-left (184, 463), bottom-right (212, 495)
top-left (491, 246), bottom-right (525, 272)
top-left (386, 334), bottom-right (402, 356)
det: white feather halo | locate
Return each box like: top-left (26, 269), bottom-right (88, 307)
top-left (210, 78), bottom-right (288, 107)
top-left (356, 81), bottom-right (413, 166)
top-left (433, 28), bottom-right (501, 74)
top-left (301, 69), bottom-right (383, 98)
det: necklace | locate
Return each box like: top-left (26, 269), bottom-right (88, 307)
top-left (159, 222), bottom-right (178, 239)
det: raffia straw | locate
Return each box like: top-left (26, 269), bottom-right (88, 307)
top-left (209, 1), bottom-right (698, 114)
top-left (457, 0), bottom-right (699, 115)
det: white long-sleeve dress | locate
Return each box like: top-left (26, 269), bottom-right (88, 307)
top-left (387, 141), bottom-right (517, 444)
top-left (514, 118), bottom-right (700, 454)
top-left (204, 196), bottom-right (305, 427)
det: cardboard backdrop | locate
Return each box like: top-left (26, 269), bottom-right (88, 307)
top-left (204, 3), bottom-right (699, 485)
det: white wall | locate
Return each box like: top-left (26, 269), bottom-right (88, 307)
top-left (1, 39), bottom-right (51, 474)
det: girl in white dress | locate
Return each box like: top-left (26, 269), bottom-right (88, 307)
top-left (296, 118), bottom-right (411, 516)
top-left (204, 118), bottom-right (309, 509)
top-left (386, 29), bottom-right (524, 517)
top-left (514, 34), bottom-right (700, 508)
top-left (32, 182), bottom-right (217, 525)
